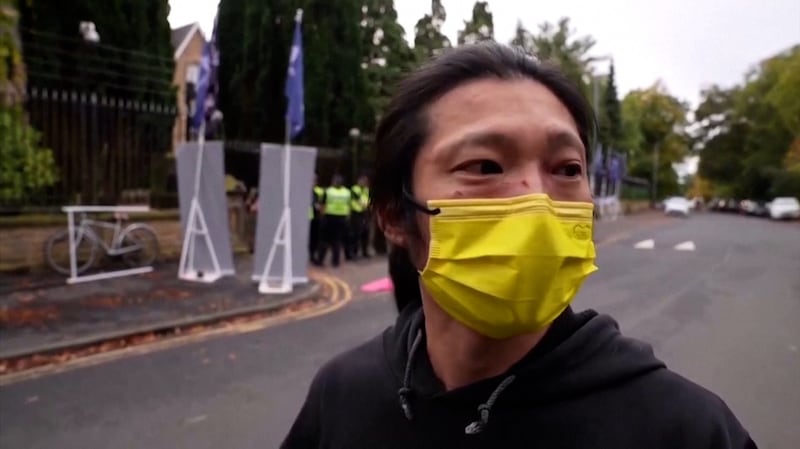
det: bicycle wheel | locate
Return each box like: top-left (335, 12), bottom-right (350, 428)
top-left (119, 225), bottom-right (160, 268)
top-left (44, 228), bottom-right (97, 275)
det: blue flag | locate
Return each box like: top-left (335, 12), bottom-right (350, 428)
top-left (193, 16), bottom-right (220, 130)
top-left (609, 155), bottom-right (622, 183)
top-left (591, 145), bottom-right (605, 176)
top-left (285, 10), bottom-right (305, 140)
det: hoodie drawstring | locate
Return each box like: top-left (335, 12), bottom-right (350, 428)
top-left (398, 329), bottom-right (422, 420)
top-left (464, 374), bottom-right (516, 435)
top-left (396, 325), bottom-right (517, 435)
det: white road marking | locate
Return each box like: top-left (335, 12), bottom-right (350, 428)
top-left (634, 239), bottom-right (655, 249)
top-left (185, 415), bottom-right (208, 425)
top-left (674, 241), bottom-right (696, 251)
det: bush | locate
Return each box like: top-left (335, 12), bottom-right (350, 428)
top-left (0, 108), bottom-right (59, 204)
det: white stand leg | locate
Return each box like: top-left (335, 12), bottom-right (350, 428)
top-left (178, 197), bottom-right (223, 283)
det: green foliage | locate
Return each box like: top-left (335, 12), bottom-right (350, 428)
top-left (18, 0), bottom-right (175, 102)
top-left (361, 0), bottom-right (415, 129)
top-left (413, 0), bottom-right (451, 61)
top-left (1, 0), bottom-right (58, 203)
top-left (1, 0), bottom-right (25, 99)
top-left (218, 0), bottom-right (370, 150)
top-left (620, 83), bottom-right (690, 199)
top-left (599, 62), bottom-right (622, 151)
top-left (696, 46), bottom-right (800, 199)
top-left (457, 1), bottom-right (494, 46)
top-left (0, 108), bottom-right (59, 202)
top-left (510, 18), bottom-right (596, 101)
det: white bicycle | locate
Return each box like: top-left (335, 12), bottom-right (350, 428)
top-left (44, 212), bottom-right (160, 275)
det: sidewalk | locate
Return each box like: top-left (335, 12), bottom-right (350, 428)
top-left (0, 257), bottom-right (319, 360)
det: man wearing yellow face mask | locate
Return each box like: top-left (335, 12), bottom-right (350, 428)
top-left (282, 43), bottom-right (756, 449)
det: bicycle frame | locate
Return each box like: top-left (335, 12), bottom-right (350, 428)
top-left (75, 215), bottom-right (141, 257)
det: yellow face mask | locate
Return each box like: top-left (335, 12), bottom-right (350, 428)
top-left (419, 193), bottom-right (597, 339)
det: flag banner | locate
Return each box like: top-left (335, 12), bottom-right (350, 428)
top-left (285, 10), bottom-right (305, 139)
top-left (193, 16), bottom-right (220, 130)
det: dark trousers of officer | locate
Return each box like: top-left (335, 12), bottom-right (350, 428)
top-left (318, 215), bottom-right (348, 266)
top-left (309, 216), bottom-right (321, 263)
top-left (348, 211), bottom-right (370, 258)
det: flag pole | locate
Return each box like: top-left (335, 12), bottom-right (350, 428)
top-left (179, 18), bottom-right (224, 283)
top-left (259, 8), bottom-right (302, 294)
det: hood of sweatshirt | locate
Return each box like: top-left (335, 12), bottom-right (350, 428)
top-left (382, 304), bottom-right (666, 434)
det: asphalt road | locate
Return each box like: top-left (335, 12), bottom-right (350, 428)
top-left (1, 212), bottom-right (798, 449)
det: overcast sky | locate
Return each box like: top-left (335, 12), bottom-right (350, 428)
top-left (168, 0), bottom-right (800, 107)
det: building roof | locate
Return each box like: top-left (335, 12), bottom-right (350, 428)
top-left (171, 22), bottom-right (203, 60)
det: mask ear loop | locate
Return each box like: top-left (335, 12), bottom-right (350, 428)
top-left (400, 184), bottom-right (438, 276)
top-left (402, 185), bottom-right (441, 216)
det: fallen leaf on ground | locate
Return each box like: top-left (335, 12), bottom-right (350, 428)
top-left (15, 293), bottom-right (37, 304)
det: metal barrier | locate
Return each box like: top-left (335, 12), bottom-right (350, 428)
top-left (61, 205), bottom-right (153, 284)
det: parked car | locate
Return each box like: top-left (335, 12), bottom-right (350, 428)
top-left (740, 200), bottom-right (759, 215)
top-left (752, 201), bottom-right (770, 217)
top-left (663, 197), bottom-right (692, 217)
top-left (767, 197), bottom-right (800, 220)
top-left (709, 198), bottom-right (726, 211)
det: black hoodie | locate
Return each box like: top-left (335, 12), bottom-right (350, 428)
top-left (282, 305), bottom-right (756, 448)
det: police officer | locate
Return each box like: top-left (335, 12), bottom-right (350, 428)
top-left (309, 175), bottom-right (325, 265)
top-left (317, 174), bottom-right (350, 267)
top-left (348, 174), bottom-right (371, 259)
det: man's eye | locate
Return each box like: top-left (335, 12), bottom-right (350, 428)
top-left (457, 160), bottom-right (503, 175)
top-left (555, 163), bottom-right (583, 177)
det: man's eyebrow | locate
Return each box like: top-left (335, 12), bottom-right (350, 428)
top-left (436, 131), bottom-right (519, 157)
top-left (546, 128), bottom-right (585, 154)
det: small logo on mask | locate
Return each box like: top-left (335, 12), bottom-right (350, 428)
top-left (572, 224), bottom-right (591, 241)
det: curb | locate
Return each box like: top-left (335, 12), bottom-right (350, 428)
top-left (0, 283), bottom-right (321, 361)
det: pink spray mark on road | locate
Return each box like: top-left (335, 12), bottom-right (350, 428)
top-left (360, 277), bottom-right (394, 293)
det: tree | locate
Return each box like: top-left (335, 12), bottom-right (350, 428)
top-left (599, 62), bottom-right (622, 152)
top-left (695, 85), bottom-right (745, 191)
top-left (0, 0), bottom-right (58, 204)
top-left (695, 46), bottom-right (800, 199)
top-left (413, 0), bottom-right (451, 62)
top-left (510, 20), bottom-right (532, 50)
top-left (217, 0), bottom-right (370, 150)
top-left (360, 0), bottom-right (415, 129)
top-left (457, 1), bottom-right (493, 46)
top-left (18, 0), bottom-right (174, 101)
top-left (621, 83), bottom-right (690, 198)
top-left (523, 18), bottom-right (597, 100)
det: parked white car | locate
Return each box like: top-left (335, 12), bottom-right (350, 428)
top-left (663, 197), bottom-right (692, 217)
top-left (767, 197), bottom-right (800, 220)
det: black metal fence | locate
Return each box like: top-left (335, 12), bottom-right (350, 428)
top-left (21, 86), bottom-right (176, 209)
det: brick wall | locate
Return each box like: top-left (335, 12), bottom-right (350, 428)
top-left (0, 209), bottom-right (252, 273)
top-left (0, 220), bottom-right (184, 273)
top-left (623, 200), bottom-right (651, 214)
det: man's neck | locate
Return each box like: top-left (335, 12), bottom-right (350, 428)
top-left (421, 296), bottom-right (548, 391)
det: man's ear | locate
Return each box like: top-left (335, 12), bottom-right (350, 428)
top-left (376, 208), bottom-right (407, 248)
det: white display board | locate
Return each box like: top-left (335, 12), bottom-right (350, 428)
top-left (176, 141), bottom-right (236, 282)
top-left (252, 143), bottom-right (317, 286)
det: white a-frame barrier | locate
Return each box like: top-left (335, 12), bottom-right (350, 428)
top-left (176, 138), bottom-right (235, 283)
top-left (253, 142), bottom-right (317, 294)
top-left (259, 132), bottom-right (294, 294)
